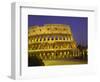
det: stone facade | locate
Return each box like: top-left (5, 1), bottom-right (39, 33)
top-left (28, 24), bottom-right (80, 60)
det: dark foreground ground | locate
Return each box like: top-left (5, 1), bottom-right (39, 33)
top-left (28, 55), bottom-right (87, 66)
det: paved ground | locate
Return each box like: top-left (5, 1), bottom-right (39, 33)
top-left (43, 59), bottom-right (87, 66)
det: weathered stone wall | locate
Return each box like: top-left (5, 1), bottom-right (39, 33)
top-left (28, 24), bottom-right (80, 60)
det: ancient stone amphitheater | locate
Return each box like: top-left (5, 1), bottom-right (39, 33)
top-left (28, 24), bottom-right (80, 61)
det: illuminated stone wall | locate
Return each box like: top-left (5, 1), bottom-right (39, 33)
top-left (28, 24), bottom-right (80, 60)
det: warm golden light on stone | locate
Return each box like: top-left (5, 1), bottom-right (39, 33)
top-left (28, 24), bottom-right (86, 65)
top-left (28, 24), bottom-right (80, 61)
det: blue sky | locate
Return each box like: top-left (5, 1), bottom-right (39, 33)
top-left (28, 15), bottom-right (88, 46)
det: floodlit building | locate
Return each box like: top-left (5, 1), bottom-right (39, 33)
top-left (28, 24), bottom-right (80, 60)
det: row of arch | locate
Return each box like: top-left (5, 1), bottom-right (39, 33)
top-left (29, 50), bottom-right (80, 60)
top-left (29, 27), bottom-right (68, 32)
top-left (28, 43), bottom-right (74, 50)
top-left (28, 35), bottom-right (73, 43)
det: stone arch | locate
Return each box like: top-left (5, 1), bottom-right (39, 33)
top-left (59, 36), bottom-right (62, 40)
top-left (51, 36), bottom-right (54, 40)
top-left (55, 36), bottom-right (58, 40)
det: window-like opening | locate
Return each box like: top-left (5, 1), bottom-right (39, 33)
top-left (47, 28), bottom-right (49, 30)
top-left (36, 38), bottom-right (38, 41)
top-left (63, 37), bottom-right (65, 40)
top-left (56, 53), bottom-right (57, 56)
top-left (48, 38), bottom-right (50, 40)
top-left (59, 36), bottom-right (62, 40)
top-left (55, 28), bottom-right (57, 30)
top-left (44, 38), bottom-right (46, 41)
top-left (55, 36), bottom-right (58, 40)
top-left (51, 36), bottom-right (54, 40)
top-left (48, 36), bottom-right (50, 41)
top-left (63, 28), bottom-right (66, 30)
top-left (40, 38), bottom-right (42, 41)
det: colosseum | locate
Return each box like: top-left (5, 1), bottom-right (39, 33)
top-left (28, 24), bottom-right (81, 66)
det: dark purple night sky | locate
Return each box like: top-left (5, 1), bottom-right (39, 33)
top-left (28, 15), bottom-right (88, 47)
